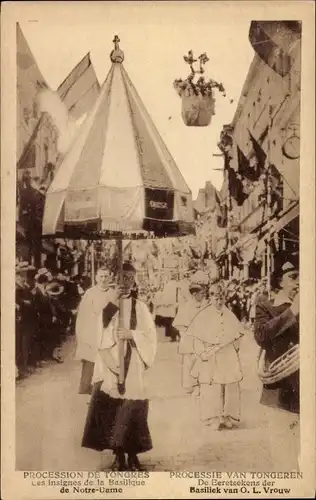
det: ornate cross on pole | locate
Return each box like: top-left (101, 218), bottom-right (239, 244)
top-left (110, 35), bottom-right (124, 63)
top-left (113, 35), bottom-right (120, 48)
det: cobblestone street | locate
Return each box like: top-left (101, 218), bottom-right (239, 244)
top-left (16, 329), bottom-right (273, 472)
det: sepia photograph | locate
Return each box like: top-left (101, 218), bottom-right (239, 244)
top-left (1, 2), bottom-right (315, 498)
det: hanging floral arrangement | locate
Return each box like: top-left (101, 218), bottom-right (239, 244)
top-left (173, 51), bottom-right (226, 127)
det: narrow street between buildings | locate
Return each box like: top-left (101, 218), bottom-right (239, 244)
top-left (16, 329), bottom-right (273, 472)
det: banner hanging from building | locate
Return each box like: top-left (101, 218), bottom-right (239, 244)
top-left (249, 21), bottom-right (302, 77)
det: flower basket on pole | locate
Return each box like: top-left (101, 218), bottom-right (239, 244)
top-left (180, 93), bottom-right (215, 127)
top-left (173, 51), bottom-right (226, 127)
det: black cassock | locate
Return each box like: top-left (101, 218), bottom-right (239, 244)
top-left (81, 296), bottom-right (153, 454)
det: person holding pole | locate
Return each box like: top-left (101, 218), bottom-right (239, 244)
top-left (81, 262), bottom-right (157, 471)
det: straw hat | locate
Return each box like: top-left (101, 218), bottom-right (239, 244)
top-left (46, 281), bottom-right (65, 297)
top-left (35, 268), bottom-right (53, 282)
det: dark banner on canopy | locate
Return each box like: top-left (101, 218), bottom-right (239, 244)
top-left (144, 188), bottom-right (174, 221)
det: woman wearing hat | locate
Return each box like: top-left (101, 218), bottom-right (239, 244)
top-left (254, 257), bottom-right (299, 471)
top-left (46, 281), bottom-right (67, 362)
top-left (32, 269), bottom-right (56, 362)
top-left (15, 263), bottom-right (36, 377)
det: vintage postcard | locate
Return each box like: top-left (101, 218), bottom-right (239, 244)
top-left (1, 1), bottom-right (315, 499)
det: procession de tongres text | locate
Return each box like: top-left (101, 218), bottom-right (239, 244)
top-left (24, 471), bottom-right (149, 487)
top-left (24, 471), bottom-right (303, 481)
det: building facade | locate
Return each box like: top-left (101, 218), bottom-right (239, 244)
top-left (215, 21), bottom-right (301, 283)
top-left (16, 24), bottom-right (100, 269)
top-left (16, 24), bottom-right (60, 266)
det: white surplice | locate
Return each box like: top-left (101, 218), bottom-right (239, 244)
top-left (75, 286), bottom-right (117, 363)
top-left (93, 298), bottom-right (157, 400)
top-left (188, 304), bottom-right (244, 423)
top-left (190, 304), bottom-right (244, 385)
top-left (173, 297), bottom-right (208, 355)
top-left (173, 297), bottom-right (208, 391)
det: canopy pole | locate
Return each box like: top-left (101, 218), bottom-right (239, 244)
top-left (227, 174), bottom-right (233, 280)
top-left (91, 242), bottom-right (95, 285)
top-left (116, 237), bottom-right (125, 385)
top-left (84, 241), bottom-right (89, 275)
top-left (266, 105), bottom-right (273, 299)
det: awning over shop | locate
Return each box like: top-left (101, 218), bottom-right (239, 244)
top-left (215, 204), bottom-right (299, 268)
top-left (231, 231), bottom-right (266, 262)
top-left (269, 202), bottom-right (299, 235)
top-left (255, 202), bottom-right (299, 252)
top-left (216, 226), bottom-right (269, 263)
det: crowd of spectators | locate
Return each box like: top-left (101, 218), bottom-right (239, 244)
top-left (141, 269), bottom-right (270, 340)
top-left (15, 250), bottom-right (270, 380)
top-left (222, 277), bottom-right (269, 326)
top-left (15, 261), bottom-right (88, 379)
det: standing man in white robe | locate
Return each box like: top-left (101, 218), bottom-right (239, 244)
top-left (75, 267), bottom-right (116, 394)
top-left (190, 282), bottom-right (244, 430)
top-left (173, 278), bottom-right (208, 394)
top-left (81, 262), bottom-right (157, 472)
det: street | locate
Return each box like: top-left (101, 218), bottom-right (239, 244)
top-left (16, 328), bottom-right (272, 472)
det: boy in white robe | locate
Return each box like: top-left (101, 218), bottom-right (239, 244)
top-left (82, 263), bottom-right (157, 471)
top-left (173, 280), bottom-right (208, 394)
top-left (190, 282), bottom-right (244, 430)
top-left (75, 267), bottom-right (116, 394)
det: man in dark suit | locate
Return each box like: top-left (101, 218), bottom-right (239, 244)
top-left (254, 257), bottom-right (299, 471)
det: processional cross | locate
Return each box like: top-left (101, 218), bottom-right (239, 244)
top-left (110, 35), bottom-right (124, 63)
